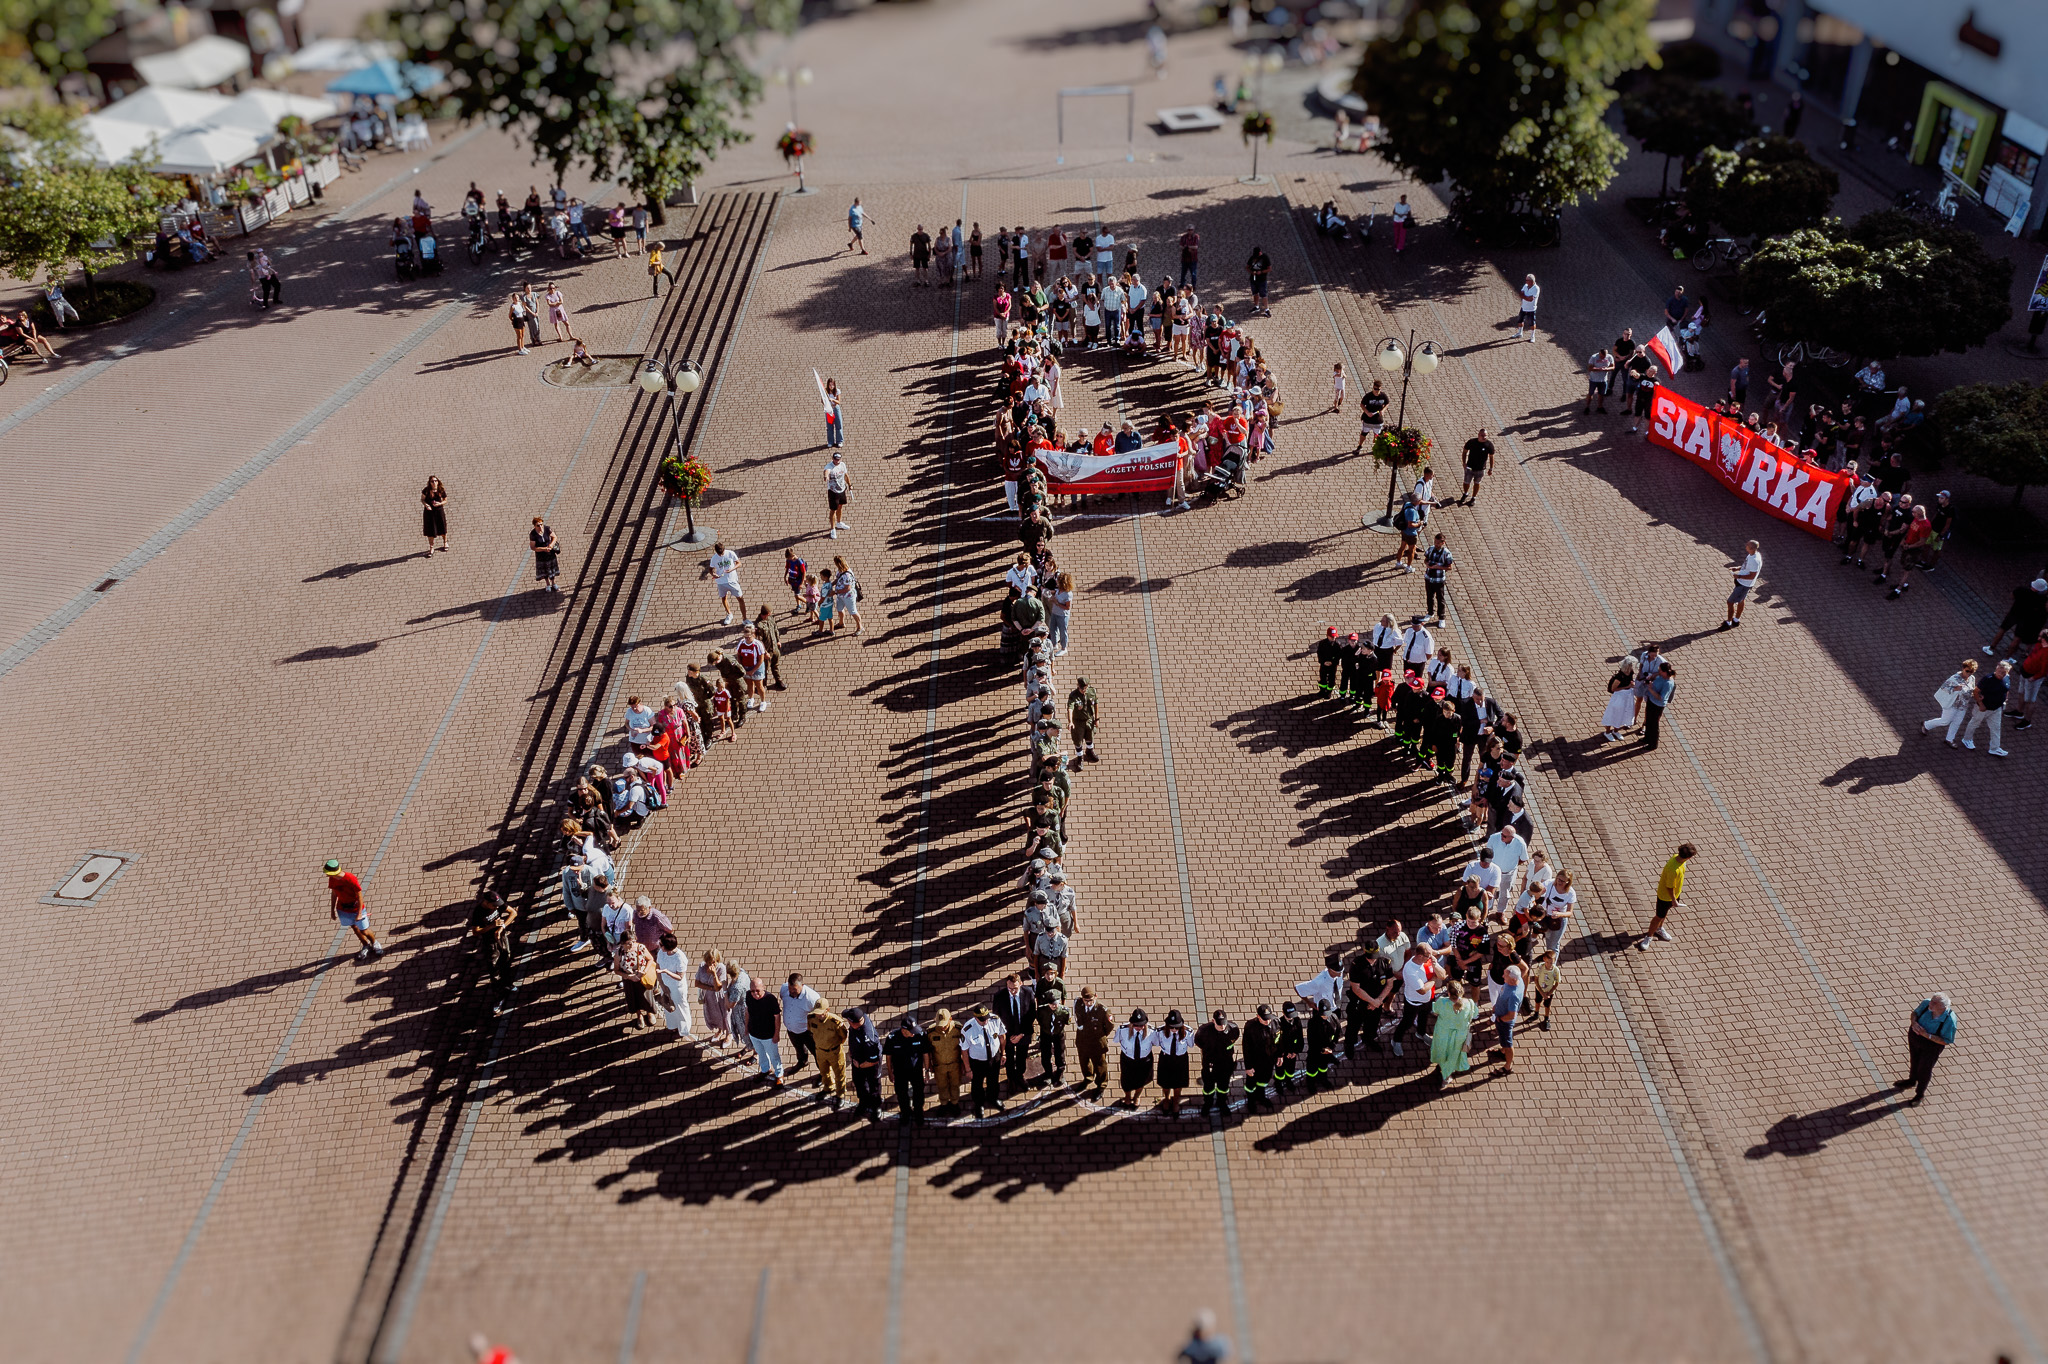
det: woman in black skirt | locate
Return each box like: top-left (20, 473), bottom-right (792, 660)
top-left (530, 515), bottom-right (560, 592)
top-left (420, 476), bottom-right (449, 555)
top-left (1115, 1008), bottom-right (1157, 1109)
top-left (1155, 1009), bottom-right (1194, 1116)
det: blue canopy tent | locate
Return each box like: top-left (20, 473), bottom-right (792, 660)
top-left (325, 58), bottom-right (439, 98)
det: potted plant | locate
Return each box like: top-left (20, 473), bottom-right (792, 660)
top-left (776, 127), bottom-right (815, 194)
top-left (1368, 425), bottom-right (1432, 525)
top-left (1241, 109), bottom-right (1275, 182)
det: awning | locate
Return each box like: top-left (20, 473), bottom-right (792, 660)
top-left (151, 125), bottom-right (263, 175)
top-left (325, 57), bottom-right (440, 98)
top-left (97, 86), bottom-right (234, 131)
top-left (82, 114), bottom-right (161, 165)
top-left (133, 35), bottom-right (253, 90)
top-left (200, 88), bottom-right (340, 141)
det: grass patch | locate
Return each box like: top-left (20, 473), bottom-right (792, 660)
top-left (33, 279), bottom-right (156, 329)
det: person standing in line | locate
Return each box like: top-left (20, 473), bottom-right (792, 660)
top-left (1585, 344), bottom-right (1616, 415)
top-left (1722, 539), bottom-right (1761, 629)
top-left (1634, 843), bottom-right (1695, 951)
top-left (927, 1007), bottom-right (964, 1116)
top-left (1239, 1005), bottom-right (1278, 1111)
top-left (846, 1009), bottom-right (885, 1122)
top-left (1345, 944), bottom-right (1395, 1056)
top-left (993, 282), bottom-right (1012, 345)
top-left (1953, 660), bottom-right (2012, 756)
top-left (1459, 428), bottom-right (1494, 506)
top-left (696, 950), bottom-right (732, 1050)
top-left (736, 624), bottom-right (771, 713)
top-left (1074, 986), bottom-right (1112, 1099)
top-left (613, 931), bottom-right (658, 1030)
top-left (1047, 571), bottom-right (1074, 657)
top-left (707, 541), bottom-right (746, 625)
top-left (324, 857), bottom-right (385, 961)
top-left (1516, 273), bottom-right (1539, 342)
top-left (961, 1004), bottom-right (1006, 1117)
top-left (752, 605), bottom-right (786, 690)
top-left (1194, 1009), bottom-right (1239, 1116)
top-left (1315, 626), bottom-right (1344, 696)
top-left (1391, 193), bottom-right (1412, 252)
top-left (1894, 993), bottom-right (1955, 1104)
top-left (1389, 943), bottom-right (1437, 1057)
top-left (742, 977), bottom-right (784, 1083)
top-left (779, 972), bottom-right (821, 1076)
top-left (1428, 980), bottom-right (1478, 1083)
top-left (1639, 659), bottom-right (1676, 751)
top-left (846, 197), bottom-right (868, 255)
top-left (810, 1000), bottom-right (848, 1106)
top-left (884, 1016), bottom-right (932, 1124)
top-left (993, 972), bottom-right (1037, 1098)
top-left (1422, 532), bottom-right (1453, 626)
top-left (823, 450), bottom-right (852, 539)
top-left (1539, 869), bottom-right (1576, 960)
top-left (1115, 1008), bottom-right (1159, 1109)
top-left (1011, 227), bottom-right (1031, 288)
top-left (1155, 1009), bottom-right (1195, 1114)
top-left (1034, 964), bottom-right (1070, 1084)
top-left (1491, 965), bottom-right (1524, 1074)
top-left (420, 476), bottom-right (450, 555)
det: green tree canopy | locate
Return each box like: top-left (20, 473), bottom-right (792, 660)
top-left (1930, 380), bottom-right (2048, 502)
top-left (1740, 209), bottom-right (2014, 358)
top-left (1354, 0), bottom-right (1657, 217)
top-left (0, 109), bottom-right (176, 295)
top-left (385, 0), bottom-right (798, 209)
top-left (1684, 135), bottom-right (1837, 236)
top-left (0, 0), bottom-right (119, 82)
top-left (1620, 74), bottom-right (1754, 192)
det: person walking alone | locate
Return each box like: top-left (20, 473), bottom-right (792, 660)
top-left (324, 857), bottom-right (385, 961)
top-left (1516, 273), bottom-right (1539, 342)
top-left (1722, 540), bottom-right (1760, 629)
top-left (1894, 993), bottom-right (1955, 1104)
top-left (420, 476), bottom-right (450, 555)
top-left (529, 516), bottom-right (561, 593)
top-left (824, 451), bottom-right (852, 538)
top-left (1634, 843), bottom-right (1694, 951)
top-left (823, 377), bottom-right (845, 449)
top-left (847, 198), bottom-right (868, 255)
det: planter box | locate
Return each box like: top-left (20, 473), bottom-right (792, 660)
top-left (310, 152), bottom-right (341, 187)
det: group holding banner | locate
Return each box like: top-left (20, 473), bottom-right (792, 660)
top-left (1646, 382), bottom-right (1851, 540)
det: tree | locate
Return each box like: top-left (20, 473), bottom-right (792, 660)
top-left (0, 0), bottom-right (119, 82)
top-left (0, 110), bottom-right (176, 301)
top-left (1740, 209), bottom-right (2014, 358)
top-left (386, 0), bottom-right (799, 211)
top-left (1684, 135), bottom-right (1836, 236)
top-left (1930, 381), bottom-right (2048, 503)
top-left (1620, 75), bottom-right (1754, 194)
top-left (1353, 0), bottom-right (1658, 219)
top-left (1655, 39), bottom-right (1723, 81)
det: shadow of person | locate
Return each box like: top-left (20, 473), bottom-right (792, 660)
top-left (1251, 1071), bottom-right (1443, 1151)
top-left (1820, 743), bottom-right (1924, 795)
top-left (1744, 1088), bottom-right (1908, 1159)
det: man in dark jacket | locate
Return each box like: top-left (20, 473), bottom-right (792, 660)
top-left (752, 605), bottom-right (784, 689)
top-left (1240, 1005), bottom-right (1279, 1111)
top-left (1194, 1009), bottom-right (1240, 1115)
top-left (1315, 626), bottom-right (1344, 695)
top-left (883, 1017), bottom-right (933, 1124)
top-left (992, 973), bottom-right (1037, 1096)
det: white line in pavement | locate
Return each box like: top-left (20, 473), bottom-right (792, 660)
top-left (618, 1269), bottom-right (649, 1364)
top-left (0, 301), bottom-right (469, 682)
top-left (1423, 292), bottom-right (2043, 1364)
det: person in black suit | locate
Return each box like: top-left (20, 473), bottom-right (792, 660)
top-left (992, 972), bottom-right (1037, 1096)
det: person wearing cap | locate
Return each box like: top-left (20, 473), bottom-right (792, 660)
top-left (1074, 987), bottom-right (1113, 1097)
top-left (847, 1009), bottom-right (886, 1121)
top-left (961, 1004), bottom-right (1007, 1116)
top-left (1240, 1005), bottom-right (1278, 1111)
top-left (1152, 1009), bottom-right (1194, 1115)
top-left (1985, 577), bottom-right (2048, 661)
top-left (325, 858), bottom-right (385, 961)
top-left (1315, 626), bottom-right (1344, 695)
top-left (1303, 999), bottom-right (1340, 1092)
top-left (1115, 1008), bottom-right (1159, 1108)
top-left (1295, 953), bottom-right (1345, 1015)
top-left (1067, 676), bottom-right (1101, 763)
top-left (810, 1000), bottom-right (849, 1106)
top-left (1273, 1001), bottom-right (1306, 1094)
top-left (1332, 631), bottom-right (1363, 705)
top-left (1033, 965), bottom-right (1070, 1084)
top-left (1193, 1009), bottom-right (1240, 1115)
top-left (883, 1016), bottom-right (933, 1124)
top-left (926, 1007), bottom-right (964, 1116)
top-left (1400, 614), bottom-right (1434, 669)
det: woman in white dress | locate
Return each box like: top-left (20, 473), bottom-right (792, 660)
top-left (655, 932), bottom-right (694, 1042)
top-left (1045, 357), bottom-right (1063, 411)
top-left (1598, 657), bottom-right (1638, 742)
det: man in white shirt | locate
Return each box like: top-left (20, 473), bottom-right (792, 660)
top-left (824, 452), bottom-right (852, 538)
top-left (1483, 827), bottom-right (1531, 912)
top-left (1460, 847), bottom-right (1503, 905)
top-left (1005, 552), bottom-right (1038, 594)
top-left (781, 972), bottom-right (822, 1075)
top-left (1390, 947), bottom-right (1437, 1057)
top-left (1400, 617), bottom-right (1434, 670)
top-left (1723, 538), bottom-right (1762, 630)
top-left (708, 541), bottom-right (746, 625)
top-left (1518, 273), bottom-right (1540, 342)
top-left (960, 1005), bottom-right (1007, 1116)
top-left (1094, 231), bottom-right (1116, 276)
top-left (600, 888), bottom-right (635, 955)
top-left (1585, 345), bottom-right (1616, 414)
top-left (1294, 954), bottom-right (1344, 1013)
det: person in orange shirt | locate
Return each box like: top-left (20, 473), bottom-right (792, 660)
top-left (324, 858), bottom-right (385, 961)
top-left (1092, 421), bottom-right (1115, 457)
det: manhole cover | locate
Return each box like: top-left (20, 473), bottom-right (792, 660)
top-left (42, 850), bottom-right (137, 906)
top-left (1156, 106), bottom-right (1225, 133)
top-left (540, 356), bottom-right (648, 389)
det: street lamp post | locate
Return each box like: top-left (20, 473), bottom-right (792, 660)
top-left (639, 358), bottom-right (712, 545)
top-left (1363, 328), bottom-right (1441, 531)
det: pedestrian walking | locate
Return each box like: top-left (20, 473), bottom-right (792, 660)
top-left (1951, 660), bottom-right (2012, 756)
top-left (1115, 1008), bottom-right (1159, 1108)
top-left (1641, 659), bottom-right (1675, 751)
top-left (469, 890), bottom-right (518, 1016)
top-left (742, 977), bottom-right (784, 1083)
top-left (847, 1009), bottom-right (885, 1121)
top-left (1634, 843), bottom-right (1694, 950)
top-left (420, 476), bottom-right (450, 555)
top-left (1516, 274), bottom-right (1539, 342)
top-left (962, 1004), bottom-right (1005, 1116)
top-left (1392, 193), bottom-right (1412, 252)
top-left (1428, 980), bottom-right (1478, 1082)
top-left (1722, 539), bottom-right (1761, 629)
top-left (847, 197), bottom-right (868, 254)
top-left (708, 541), bottom-right (746, 624)
top-left (1459, 428), bottom-right (1494, 505)
top-left (324, 857), bottom-right (385, 961)
top-left (884, 1016), bottom-right (932, 1124)
top-left (1067, 675), bottom-right (1100, 762)
top-left (824, 450), bottom-right (851, 536)
top-left (1985, 578), bottom-right (2048, 660)
top-left (1894, 993), bottom-right (1955, 1104)
top-left (2009, 630), bottom-right (2047, 728)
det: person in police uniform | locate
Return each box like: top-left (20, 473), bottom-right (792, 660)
top-left (1067, 676), bottom-right (1101, 763)
top-left (1315, 626), bottom-right (1344, 695)
top-left (1074, 986), bottom-right (1112, 1097)
top-left (1345, 946), bottom-right (1395, 1057)
top-left (1241, 1004), bottom-right (1278, 1111)
top-left (1194, 1008), bottom-right (1240, 1115)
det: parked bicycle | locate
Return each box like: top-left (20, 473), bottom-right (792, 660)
top-left (1690, 236), bottom-right (1752, 273)
top-left (1771, 337), bottom-right (1851, 370)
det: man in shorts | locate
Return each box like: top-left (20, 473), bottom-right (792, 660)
top-left (1394, 491), bottom-right (1425, 571)
top-left (736, 623), bottom-right (771, 712)
top-left (1460, 428), bottom-right (1494, 505)
top-left (2008, 628), bottom-right (2048, 729)
top-left (824, 451), bottom-right (852, 537)
top-left (1584, 345), bottom-right (1615, 415)
top-left (325, 858), bottom-right (385, 961)
top-left (707, 541), bottom-right (746, 625)
top-left (1634, 843), bottom-right (1694, 950)
top-left (909, 224), bottom-right (931, 285)
top-left (846, 198), bottom-right (867, 255)
top-left (1722, 539), bottom-right (1761, 629)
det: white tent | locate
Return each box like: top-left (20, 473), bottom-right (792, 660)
top-left (97, 86), bottom-right (233, 132)
top-left (288, 37), bottom-right (396, 72)
top-left (200, 88), bottom-right (339, 141)
top-left (133, 35), bottom-right (253, 90)
top-left (151, 125), bottom-right (263, 175)
top-left (81, 114), bottom-right (160, 165)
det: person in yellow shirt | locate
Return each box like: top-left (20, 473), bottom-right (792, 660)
top-left (1635, 843), bottom-right (1696, 951)
top-left (647, 242), bottom-right (667, 296)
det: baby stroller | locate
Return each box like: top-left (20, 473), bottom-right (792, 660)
top-left (1199, 444), bottom-right (1249, 501)
top-left (418, 231), bottom-right (442, 276)
top-left (394, 235), bottom-right (416, 281)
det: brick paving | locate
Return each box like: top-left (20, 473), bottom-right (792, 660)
top-left (4, 1), bottom-right (2047, 1360)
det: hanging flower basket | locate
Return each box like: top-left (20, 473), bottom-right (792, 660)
top-left (661, 454), bottom-right (712, 505)
top-left (1369, 426), bottom-right (1431, 468)
top-left (776, 129), bottom-right (814, 163)
top-left (1241, 110), bottom-right (1275, 145)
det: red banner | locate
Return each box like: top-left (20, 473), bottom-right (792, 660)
top-left (1033, 439), bottom-right (1181, 495)
top-left (1647, 388), bottom-right (1850, 539)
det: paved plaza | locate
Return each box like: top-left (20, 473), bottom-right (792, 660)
top-left (3, 2), bottom-right (2046, 1361)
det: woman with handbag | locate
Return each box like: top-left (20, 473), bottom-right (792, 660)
top-left (613, 934), bottom-right (659, 1030)
top-left (696, 950), bottom-right (733, 1050)
top-left (1923, 659), bottom-right (1979, 740)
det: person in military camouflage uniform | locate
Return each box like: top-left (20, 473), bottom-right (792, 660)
top-left (1068, 675), bottom-right (1101, 763)
top-left (1034, 964), bottom-right (1070, 1085)
top-left (1241, 1004), bottom-right (1278, 1111)
top-left (1074, 986), bottom-right (1112, 1096)
top-left (1315, 626), bottom-right (1343, 695)
top-left (1194, 1008), bottom-right (1240, 1115)
top-left (468, 889), bottom-right (518, 1016)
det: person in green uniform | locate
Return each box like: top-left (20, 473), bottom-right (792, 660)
top-left (1068, 676), bottom-right (1101, 763)
top-left (1034, 965), bottom-right (1070, 1085)
top-left (1074, 987), bottom-right (1113, 1097)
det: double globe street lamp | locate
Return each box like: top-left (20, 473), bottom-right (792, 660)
top-left (639, 357), bottom-right (715, 546)
top-left (1364, 328), bottom-right (1441, 531)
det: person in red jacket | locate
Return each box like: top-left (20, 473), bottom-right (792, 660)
top-left (324, 858), bottom-right (385, 961)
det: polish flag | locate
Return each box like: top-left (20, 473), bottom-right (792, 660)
top-left (1646, 326), bottom-right (1681, 374)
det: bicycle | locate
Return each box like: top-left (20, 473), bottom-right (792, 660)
top-left (1690, 237), bottom-right (1752, 273)
top-left (1771, 338), bottom-right (1851, 370)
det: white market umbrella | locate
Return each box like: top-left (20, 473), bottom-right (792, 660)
top-left (151, 125), bottom-right (262, 175)
top-left (288, 37), bottom-right (396, 72)
top-left (133, 35), bottom-right (253, 90)
top-left (82, 113), bottom-right (160, 165)
top-left (98, 86), bottom-right (233, 132)
top-left (200, 88), bottom-right (339, 141)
